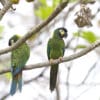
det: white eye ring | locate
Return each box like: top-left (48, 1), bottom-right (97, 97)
top-left (59, 29), bottom-right (64, 35)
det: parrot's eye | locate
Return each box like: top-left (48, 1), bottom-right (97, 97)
top-left (59, 29), bottom-right (65, 36)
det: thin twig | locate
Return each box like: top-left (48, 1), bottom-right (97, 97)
top-left (80, 61), bottom-right (98, 84)
top-left (66, 64), bottom-right (72, 100)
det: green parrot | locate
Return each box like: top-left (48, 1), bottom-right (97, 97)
top-left (47, 27), bottom-right (67, 91)
top-left (8, 35), bottom-right (30, 95)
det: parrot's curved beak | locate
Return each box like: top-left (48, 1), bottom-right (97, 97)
top-left (64, 31), bottom-right (68, 38)
top-left (9, 40), bottom-right (11, 46)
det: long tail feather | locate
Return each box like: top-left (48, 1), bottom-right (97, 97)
top-left (10, 76), bottom-right (17, 95)
top-left (13, 67), bottom-right (22, 76)
top-left (18, 72), bottom-right (22, 92)
top-left (10, 72), bottom-right (22, 95)
top-left (50, 64), bottom-right (58, 91)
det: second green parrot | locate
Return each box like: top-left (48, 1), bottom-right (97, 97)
top-left (47, 27), bottom-right (67, 91)
top-left (9, 35), bottom-right (30, 95)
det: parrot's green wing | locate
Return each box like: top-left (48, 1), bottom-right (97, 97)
top-left (62, 46), bottom-right (65, 56)
top-left (11, 43), bottom-right (30, 75)
top-left (47, 39), bottom-right (52, 60)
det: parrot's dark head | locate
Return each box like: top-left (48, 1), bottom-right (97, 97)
top-left (53, 27), bottom-right (68, 39)
top-left (9, 35), bottom-right (20, 46)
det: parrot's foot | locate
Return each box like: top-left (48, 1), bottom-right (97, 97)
top-left (49, 59), bottom-right (55, 64)
top-left (59, 57), bottom-right (63, 61)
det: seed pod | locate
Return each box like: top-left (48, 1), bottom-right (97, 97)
top-left (74, 4), bottom-right (92, 27)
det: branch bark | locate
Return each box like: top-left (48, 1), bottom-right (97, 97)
top-left (0, 0), bottom-right (12, 20)
top-left (0, 40), bottom-right (100, 74)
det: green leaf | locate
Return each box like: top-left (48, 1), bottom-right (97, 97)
top-left (69, 0), bottom-right (77, 2)
top-left (73, 31), bottom-right (99, 43)
top-left (5, 72), bottom-right (11, 80)
top-left (0, 25), bottom-right (4, 39)
top-left (53, 0), bottom-right (61, 7)
top-left (39, 0), bottom-right (47, 6)
top-left (35, 6), bottom-right (54, 20)
top-left (81, 31), bottom-right (98, 43)
top-left (76, 44), bottom-right (87, 49)
top-left (34, 0), bottom-right (61, 20)
top-left (0, 25), bottom-right (4, 33)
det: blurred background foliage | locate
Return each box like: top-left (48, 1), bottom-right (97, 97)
top-left (0, 25), bottom-right (4, 38)
top-left (0, 0), bottom-right (100, 100)
top-left (34, 0), bottom-right (81, 20)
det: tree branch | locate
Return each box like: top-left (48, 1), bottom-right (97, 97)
top-left (0, 0), bottom-right (69, 55)
top-left (0, 1), bottom-right (12, 20)
top-left (0, 40), bottom-right (100, 74)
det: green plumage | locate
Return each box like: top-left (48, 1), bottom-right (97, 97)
top-left (11, 43), bottom-right (30, 72)
top-left (9, 35), bottom-right (30, 95)
top-left (47, 27), bottom-right (67, 91)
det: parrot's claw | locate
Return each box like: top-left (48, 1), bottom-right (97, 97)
top-left (49, 59), bottom-right (54, 64)
top-left (59, 57), bottom-right (63, 61)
